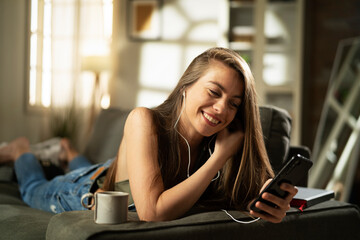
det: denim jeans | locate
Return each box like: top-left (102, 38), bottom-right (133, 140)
top-left (14, 153), bottom-right (113, 213)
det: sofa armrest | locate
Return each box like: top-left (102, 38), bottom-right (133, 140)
top-left (0, 204), bottom-right (53, 240)
top-left (46, 201), bottom-right (360, 240)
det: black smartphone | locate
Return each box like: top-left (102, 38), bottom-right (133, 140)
top-left (250, 154), bottom-right (313, 213)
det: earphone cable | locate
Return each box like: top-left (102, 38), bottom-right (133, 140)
top-left (221, 209), bottom-right (260, 224)
top-left (174, 92), bottom-right (219, 180)
top-left (174, 92), bottom-right (259, 224)
top-left (174, 92), bottom-right (191, 178)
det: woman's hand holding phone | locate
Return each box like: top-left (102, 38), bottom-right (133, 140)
top-left (249, 179), bottom-right (298, 223)
top-left (249, 154), bottom-right (311, 223)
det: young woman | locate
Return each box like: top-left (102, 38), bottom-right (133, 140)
top-left (0, 47), bottom-right (297, 223)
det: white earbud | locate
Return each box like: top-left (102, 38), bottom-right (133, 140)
top-left (183, 91), bottom-right (186, 98)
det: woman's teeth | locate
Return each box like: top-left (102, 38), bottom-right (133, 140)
top-left (203, 112), bottom-right (219, 124)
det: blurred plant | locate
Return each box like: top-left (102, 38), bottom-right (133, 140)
top-left (241, 54), bottom-right (251, 65)
top-left (49, 106), bottom-right (80, 143)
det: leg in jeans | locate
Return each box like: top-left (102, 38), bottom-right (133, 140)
top-left (0, 137), bottom-right (55, 211)
top-left (14, 152), bottom-right (110, 213)
top-left (2, 137), bottom-right (92, 213)
top-left (2, 137), bottom-right (112, 213)
top-left (14, 153), bottom-right (54, 211)
top-left (68, 155), bottom-right (92, 171)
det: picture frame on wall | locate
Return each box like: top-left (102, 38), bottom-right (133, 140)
top-left (127, 0), bottom-right (162, 41)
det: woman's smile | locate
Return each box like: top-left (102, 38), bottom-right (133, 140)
top-left (202, 111), bottom-right (220, 126)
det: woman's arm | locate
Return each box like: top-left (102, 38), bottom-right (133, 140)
top-left (124, 108), bottom-right (243, 221)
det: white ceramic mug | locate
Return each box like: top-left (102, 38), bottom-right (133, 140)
top-left (81, 191), bottom-right (129, 224)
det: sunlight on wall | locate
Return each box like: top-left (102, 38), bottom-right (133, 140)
top-left (161, 4), bottom-right (189, 40)
top-left (178, 0), bottom-right (219, 22)
top-left (136, 89), bottom-right (170, 108)
top-left (184, 45), bottom-right (214, 67)
top-left (139, 43), bottom-right (182, 90)
top-left (188, 23), bottom-right (219, 42)
top-left (135, 44), bottom-right (214, 108)
top-left (130, 0), bottom-right (223, 109)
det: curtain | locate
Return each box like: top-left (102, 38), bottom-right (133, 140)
top-left (51, 0), bottom-right (112, 109)
top-left (47, 0), bottom-right (112, 147)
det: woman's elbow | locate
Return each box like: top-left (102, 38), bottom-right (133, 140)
top-left (139, 213), bottom-right (168, 222)
top-left (137, 208), bottom-right (175, 222)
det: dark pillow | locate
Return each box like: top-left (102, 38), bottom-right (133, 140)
top-left (259, 105), bottom-right (292, 174)
top-left (83, 108), bottom-right (130, 164)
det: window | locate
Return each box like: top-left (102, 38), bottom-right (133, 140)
top-left (29, 0), bottom-right (52, 107)
top-left (28, 0), bottom-right (113, 109)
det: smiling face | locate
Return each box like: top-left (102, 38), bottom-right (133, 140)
top-left (179, 60), bottom-right (244, 140)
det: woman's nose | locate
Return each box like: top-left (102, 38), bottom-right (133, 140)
top-left (213, 99), bottom-right (226, 113)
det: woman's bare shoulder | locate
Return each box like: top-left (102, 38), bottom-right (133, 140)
top-left (128, 107), bottom-right (153, 117)
top-left (125, 107), bottom-right (155, 133)
top-left (127, 107), bottom-right (153, 123)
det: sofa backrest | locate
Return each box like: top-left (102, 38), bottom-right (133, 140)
top-left (83, 108), bottom-right (130, 164)
top-left (84, 106), bottom-right (292, 174)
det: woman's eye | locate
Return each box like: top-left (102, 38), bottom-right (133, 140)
top-left (230, 101), bottom-right (240, 109)
top-left (209, 89), bottom-right (220, 97)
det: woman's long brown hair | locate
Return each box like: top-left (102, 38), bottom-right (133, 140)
top-left (103, 47), bottom-right (274, 210)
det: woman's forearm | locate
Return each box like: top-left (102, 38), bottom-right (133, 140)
top-left (140, 152), bottom-right (224, 221)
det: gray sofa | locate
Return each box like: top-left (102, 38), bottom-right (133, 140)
top-left (1, 106), bottom-right (360, 240)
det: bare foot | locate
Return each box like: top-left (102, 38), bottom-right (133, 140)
top-left (0, 137), bottom-right (30, 164)
top-left (59, 138), bottom-right (79, 163)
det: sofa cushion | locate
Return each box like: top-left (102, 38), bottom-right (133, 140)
top-left (259, 105), bottom-right (292, 174)
top-left (46, 201), bottom-right (360, 240)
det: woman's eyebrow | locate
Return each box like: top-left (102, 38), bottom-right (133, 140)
top-left (209, 81), bottom-right (242, 99)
